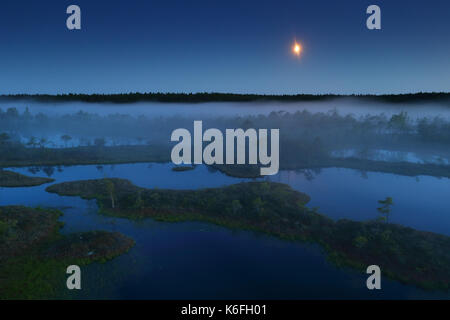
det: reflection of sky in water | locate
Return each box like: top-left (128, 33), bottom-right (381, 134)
top-left (332, 149), bottom-right (450, 165)
top-left (270, 169), bottom-right (450, 236)
top-left (4, 163), bottom-right (450, 235)
top-left (1, 163), bottom-right (449, 299)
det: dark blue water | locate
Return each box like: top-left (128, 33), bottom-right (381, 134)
top-left (1, 163), bottom-right (449, 299)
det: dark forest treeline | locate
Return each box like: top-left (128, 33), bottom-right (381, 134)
top-left (2, 92), bottom-right (450, 104)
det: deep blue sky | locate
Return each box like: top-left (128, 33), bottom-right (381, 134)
top-left (0, 0), bottom-right (449, 94)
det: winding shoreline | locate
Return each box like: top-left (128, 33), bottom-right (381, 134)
top-left (46, 178), bottom-right (450, 291)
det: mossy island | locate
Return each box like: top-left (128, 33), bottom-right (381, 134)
top-left (46, 178), bottom-right (450, 290)
top-left (0, 170), bottom-right (54, 187)
top-left (0, 206), bottom-right (135, 299)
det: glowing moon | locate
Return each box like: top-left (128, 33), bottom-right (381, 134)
top-left (292, 42), bottom-right (302, 56)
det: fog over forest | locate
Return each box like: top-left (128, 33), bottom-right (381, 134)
top-left (0, 98), bottom-right (449, 165)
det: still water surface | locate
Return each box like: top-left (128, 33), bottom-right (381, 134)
top-left (2, 163), bottom-right (449, 299)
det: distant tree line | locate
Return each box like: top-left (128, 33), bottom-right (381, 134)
top-left (1, 92), bottom-right (449, 104)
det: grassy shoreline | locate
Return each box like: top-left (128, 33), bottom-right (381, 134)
top-left (212, 157), bottom-right (450, 179)
top-left (46, 178), bottom-right (450, 290)
top-left (0, 170), bottom-right (54, 187)
top-left (0, 145), bottom-right (170, 168)
top-left (1, 145), bottom-right (449, 179)
top-left (0, 206), bottom-right (135, 299)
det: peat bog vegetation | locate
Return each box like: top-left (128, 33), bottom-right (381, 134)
top-left (0, 169), bottom-right (54, 187)
top-left (45, 178), bottom-right (450, 290)
top-left (2, 166), bottom-right (450, 297)
top-left (0, 206), bottom-right (134, 299)
top-left (0, 93), bottom-right (449, 298)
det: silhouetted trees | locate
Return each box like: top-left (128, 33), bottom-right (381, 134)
top-left (3, 92), bottom-right (449, 104)
top-left (377, 197), bottom-right (394, 223)
top-left (61, 135), bottom-right (72, 147)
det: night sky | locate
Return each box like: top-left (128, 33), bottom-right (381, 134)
top-left (0, 0), bottom-right (449, 94)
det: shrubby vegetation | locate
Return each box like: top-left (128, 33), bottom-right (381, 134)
top-left (0, 104), bottom-right (449, 178)
top-left (47, 178), bottom-right (450, 290)
top-left (1, 103), bottom-right (449, 151)
top-left (0, 141), bottom-right (169, 168)
top-left (1, 94), bottom-right (449, 297)
top-left (0, 169), bottom-right (54, 187)
top-left (0, 206), bottom-right (135, 299)
top-left (0, 107), bottom-right (450, 146)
